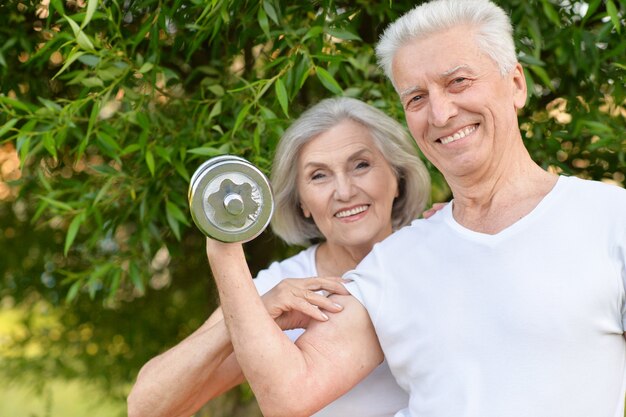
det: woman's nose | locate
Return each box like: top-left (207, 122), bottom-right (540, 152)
top-left (333, 175), bottom-right (355, 201)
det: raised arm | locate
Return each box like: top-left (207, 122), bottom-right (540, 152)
top-left (207, 238), bottom-right (383, 417)
top-left (127, 268), bottom-right (351, 417)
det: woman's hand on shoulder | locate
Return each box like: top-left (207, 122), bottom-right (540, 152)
top-left (422, 202), bottom-right (448, 219)
top-left (262, 277), bottom-right (350, 331)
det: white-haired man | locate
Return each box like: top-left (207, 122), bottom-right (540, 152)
top-left (204, 1), bottom-right (626, 416)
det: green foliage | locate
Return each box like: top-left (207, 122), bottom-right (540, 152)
top-left (0, 0), bottom-right (624, 409)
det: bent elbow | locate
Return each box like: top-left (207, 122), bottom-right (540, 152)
top-left (126, 393), bottom-right (142, 417)
top-left (256, 393), bottom-right (319, 417)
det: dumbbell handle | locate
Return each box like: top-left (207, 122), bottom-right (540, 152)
top-left (223, 193), bottom-right (244, 215)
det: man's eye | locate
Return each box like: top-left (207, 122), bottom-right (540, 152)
top-left (452, 77), bottom-right (467, 84)
top-left (405, 95), bottom-right (423, 110)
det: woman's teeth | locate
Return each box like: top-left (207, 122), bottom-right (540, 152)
top-left (335, 205), bottom-right (368, 218)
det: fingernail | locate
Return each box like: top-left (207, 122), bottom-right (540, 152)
top-left (333, 303), bottom-right (343, 310)
top-left (321, 312), bottom-right (329, 320)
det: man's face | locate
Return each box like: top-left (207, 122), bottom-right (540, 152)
top-left (391, 25), bottom-right (527, 181)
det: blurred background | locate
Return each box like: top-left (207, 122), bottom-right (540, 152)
top-left (0, 0), bottom-right (624, 416)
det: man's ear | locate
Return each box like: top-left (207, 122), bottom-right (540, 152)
top-left (512, 63), bottom-right (527, 110)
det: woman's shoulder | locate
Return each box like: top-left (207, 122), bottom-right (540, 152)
top-left (254, 245), bottom-right (318, 294)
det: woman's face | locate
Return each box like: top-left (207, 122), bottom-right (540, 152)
top-left (296, 119), bottom-right (399, 250)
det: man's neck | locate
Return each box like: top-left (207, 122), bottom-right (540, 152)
top-left (446, 155), bottom-right (558, 235)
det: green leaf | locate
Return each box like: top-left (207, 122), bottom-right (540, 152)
top-left (81, 77), bottom-right (104, 88)
top-left (518, 53), bottom-right (545, 67)
top-left (529, 65), bottom-right (554, 92)
top-left (606, 0), bottom-right (621, 34)
top-left (208, 85), bottom-right (225, 96)
top-left (303, 26), bottom-right (324, 42)
top-left (187, 146), bottom-right (223, 156)
top-left (540, 0), bottom-right (561, 28)
top-left (129, 262), bottom-right (144, 294)
top-left (258, 6), bottom-right (270, 39)
top-left (121, 143), bottom-right (141, 155)
top-left (233, 103), bottom-right (252, 134)
top-left (93, 176), bottom-right (115, 206)
top-left (64, 15), bottom-right (95, 51)
top-left (315, 66), bottom-right (343, 94)
top-left (50, 0), bottom-right (65, 14)
top-left (16, 135), bottom-right (32, 165)
top-left (275, 78), bottom-right (289, 117)
top-left (38, 195), bottom-right (73, 212)
top-left (0, 118), bottom-right (18, 139)
top-left (165, 208), bottom-right (181, 240)
top-left (138, 62), bottom-right (154, 73)
top-left (209, 100), bottom-right (222, 119)
top-left (0, 96), bottom-right (36, 113)
top-left (38, 97), bottom-right (63, 112)
top-left (263, 0), bottom-right (278, 24)
top-left (108, 269), bottom-right (122, 301)
top-left (166, 201), bottom-right (189, 224)
top-left (65, 212), bottom-right (86, 255)
top-left (145, 149), bottom-right (155, 176)
top-left (82, 0), bottom-right (99, 28)
top-left (42, 131), bottom-right (57, 159)
top-left (53, 49), bottom-right (85, 79)
top-left (66, 281), bottom-right (82, 303)
top-left (97, 131), bottom-right (121, 152)
top-left (326, 28), bottom-right (362, 41)
top-left (77, 54), bottom-right (100, 67)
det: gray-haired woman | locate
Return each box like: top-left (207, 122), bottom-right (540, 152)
top-left (128, 97), bottom-right (432, 417)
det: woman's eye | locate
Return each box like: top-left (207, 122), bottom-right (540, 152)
top-left (311, 172), bottom-right (325, 180)
top-left (356, 161), bottom-right (370, 169)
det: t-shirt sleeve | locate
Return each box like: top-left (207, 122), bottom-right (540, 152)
top-left (343, 244), bottom-right (387, 325)
top-left (252, 252), bottom-right (312, 342)
top-left (618, 226), bottom-right (626, 333)
top-left (253, 261), bottom-right (284, 296)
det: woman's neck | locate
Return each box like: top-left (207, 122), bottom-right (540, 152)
top-left (315, 241), bottom-right (374, 277)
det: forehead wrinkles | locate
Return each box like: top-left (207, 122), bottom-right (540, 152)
top-left (300, 144), bottom-right (374, 171)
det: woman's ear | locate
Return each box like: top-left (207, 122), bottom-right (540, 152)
top-left (301, 203), bottom-right (311, 218)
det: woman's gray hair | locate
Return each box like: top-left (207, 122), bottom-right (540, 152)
top-left (270, 97), bottom-right (431, 247)
top-left (376, 0), bottom-right (517, 88)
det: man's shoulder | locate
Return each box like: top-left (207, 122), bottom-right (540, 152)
top-left (378, 214), bottom-right (444, 250)
top-left (560, 175), bottom-right (626, 203)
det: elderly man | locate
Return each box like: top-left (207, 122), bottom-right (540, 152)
top-left (205, 1), bottom-right (626, 416)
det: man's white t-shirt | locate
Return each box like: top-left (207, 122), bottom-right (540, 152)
top-left (346, 175), bottom-right (626, 417)
top-left (254, 245), bottom-right (409, 417)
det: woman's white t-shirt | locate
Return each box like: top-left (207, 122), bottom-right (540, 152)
top-left (254, 245), bottom-right (409, 417)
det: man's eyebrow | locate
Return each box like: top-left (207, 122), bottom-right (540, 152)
top-left (441, 64), bottom-right (470, 77)
top-left (399, 85), bottom-right (422, 102)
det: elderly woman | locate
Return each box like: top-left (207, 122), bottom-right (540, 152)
top-left (127, 97), bottom-right (431, 417)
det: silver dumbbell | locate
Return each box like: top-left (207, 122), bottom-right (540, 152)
top-left (188, 155), bottom-right (274, 243)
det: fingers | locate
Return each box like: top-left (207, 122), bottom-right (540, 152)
top-left (300, 290), bottom-right (344, 314)
top-left (422, 202), bottom-right (448, 219)
top-left (262, 277), bottom-right (349, 325)
top-left (299, 277), bottom-right (351, 296)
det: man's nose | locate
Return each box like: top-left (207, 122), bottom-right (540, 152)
top-left (428, 90), bottom-right (458, 127)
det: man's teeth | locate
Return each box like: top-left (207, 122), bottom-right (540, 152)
top-left (335, 205), bottom-right (368, 218)
top-left (440, 125), bottom-right (477, 144)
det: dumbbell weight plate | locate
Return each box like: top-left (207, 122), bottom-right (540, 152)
top-left (188, 156), bottom-right (274, 243)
